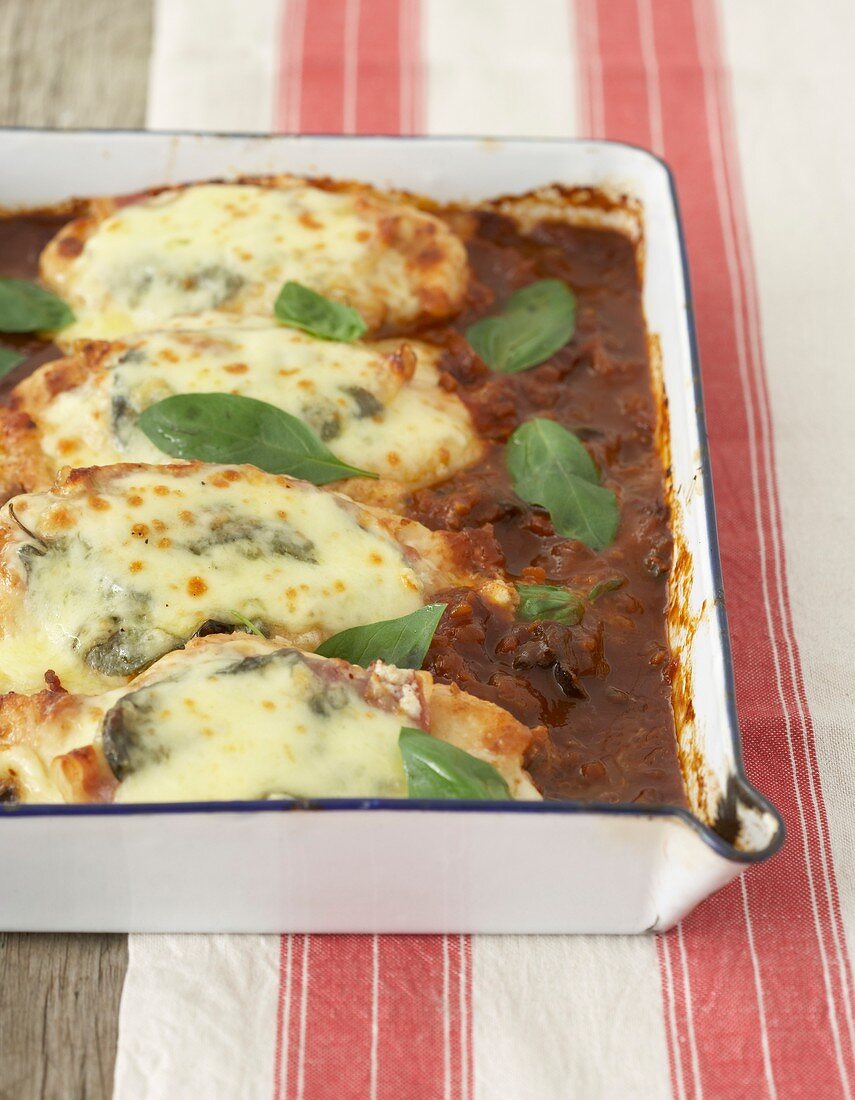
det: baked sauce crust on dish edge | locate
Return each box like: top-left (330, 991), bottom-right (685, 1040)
top-left (0, 173), bottom-right (683, 807)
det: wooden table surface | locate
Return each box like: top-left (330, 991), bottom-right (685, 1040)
top-left (0, 3), bottom-right (153, 1096)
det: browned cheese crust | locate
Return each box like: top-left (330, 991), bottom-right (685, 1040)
top-left (0, 634), bottom-right (540, 804)
top-left (39, 175), bottom-right (471, 333)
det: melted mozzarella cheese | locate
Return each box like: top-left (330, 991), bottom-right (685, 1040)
top-left (34, 320), bottom-right (481, 487)
top-left (106, 647), bottom-right (415, 802)
top-left (0, 466), bottom-right (426, 693)
top-left (49, 183), bottom-right (468, 341)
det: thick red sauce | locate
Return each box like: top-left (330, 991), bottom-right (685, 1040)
top-left (0, 202), bottom-right (684, 806)
top-left (415, 211), bottom-right (683, 805)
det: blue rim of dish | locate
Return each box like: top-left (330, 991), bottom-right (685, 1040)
top-left (0, 129), bottom-right (785, 866)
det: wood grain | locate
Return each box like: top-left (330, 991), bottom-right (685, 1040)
top-left (0, 0), bottom-right (153, 129)
top-left (0, 935), bottom-right (129, 1100)
top-left (0, 2), bottom-right (152, 1097)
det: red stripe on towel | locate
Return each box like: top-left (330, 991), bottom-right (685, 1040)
top-left (576, 0), bottom-right (855, 1095)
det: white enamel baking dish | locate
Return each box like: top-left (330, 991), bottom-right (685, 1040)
top-left (0, 131), bottom-right (783, 933)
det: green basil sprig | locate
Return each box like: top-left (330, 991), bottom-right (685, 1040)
top-left (588, 576), bottom-right (624, 601)
top-left (515, 584), bottom-right (586, 626)
top-left (317, 604), bottom-right (446, 669)
top-left (138, 392), bottom-right (376, 485)
top-left (275, 281), bottom-right (367, 342)
top-left (399, 728), bottom-right (511, 800)
top-left (506, 418), bottom-right (619, 551)
top-left (0, 347), bottom-right (25, 379)
top-left (0, 278), bottom-right (74, 333)
top-left (515, 575), bottom-right (625, 626)
top-left (466, 279), bottom-right (576, 374)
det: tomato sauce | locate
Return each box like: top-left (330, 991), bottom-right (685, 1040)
top-left (413, 211), bottom-right (683, 805)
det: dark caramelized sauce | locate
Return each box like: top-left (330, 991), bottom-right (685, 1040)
top-left (412, 213), bottom-right (682, 805)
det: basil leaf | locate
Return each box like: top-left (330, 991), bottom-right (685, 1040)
top-left (0, 278), bottom-right (75, 333)
top-left (138, 393), bottom-right (377, 485)
top-left (399, 728), bottom-right (511, 800)
top-left (515, 583), bottom-right (585, 626)
top-left (317, 604), bottom-right (446, 668)
top-left (588, 576), bottom-right (624, 602)
top-left (466, 279), bottom-right (576, 374)
top-left (227, 609), bottom-right (265, 637)
top-left (274, 281), bottom-right (367, 342)
top-left (0, 347), bottom-right (25, 378)
top-left (506, 418), bottom-right (619, 551)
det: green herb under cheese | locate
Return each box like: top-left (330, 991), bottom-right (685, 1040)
top-left (465, 279), bottom-right (576, 374)
top-left (0, 278), bottom-right (75, 333)
top-left (0, 347), bottom-right (25, 378)
top-left (138, 392), bottom-right (377, 485)
top-left (274, 281), bottom-right (367, 342)
top-left (506, 418), bottom-right (619, 551)
top-left (227, 610), bottom-right (266, 637)
top-left (399, 728), bottom-right (511, 800)
top-left (317, 604), bottom-right (446, 668)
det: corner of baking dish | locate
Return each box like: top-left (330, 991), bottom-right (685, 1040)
top-left (0, 130), bottom-right (784, 868)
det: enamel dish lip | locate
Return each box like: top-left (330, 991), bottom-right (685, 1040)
top-left (0, 130), bottom-right (784, 933)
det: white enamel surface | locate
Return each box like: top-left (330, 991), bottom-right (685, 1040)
top-left (0, 131), bottom-right (781, 932)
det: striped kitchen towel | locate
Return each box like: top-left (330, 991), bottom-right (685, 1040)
top-left (113, 1), bottom-right (855, 1096)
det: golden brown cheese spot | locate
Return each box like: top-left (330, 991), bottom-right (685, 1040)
top-left (157, 538), bottom-right (171, 550)
top-left (153, 485), bottom-right (170, 496)
top-left (187, 576), bottom-right (208, 597)
top-left (131, 523), bottom-right (149, 539)
top-left (88, 495), bottom-right (110, 511)
top-left (47, 507), bottom-right (76, 530)
top-left (179, 510), bottom-right (195, 524)
top-left (127, 494), bottom-right (144, 507)
top-left (129, 561), bottom-right (144, 574)
top-left (224, 362), bottom-right (249, 374)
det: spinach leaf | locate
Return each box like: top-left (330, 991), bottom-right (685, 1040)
top-left (138, 392), bottom-right (377, 485)
top-left (317, 604), bottom-right (446, 668)
top-left (0, 279), bottom-right (74, 333)
top-left (466, 279), bottom-right (576, 374)
top-left (588, 576), bottom-right (624, 601)
top-left (274, 281), bottom-right (367, 342)
top-left (399, 728), bottom-right (511, 800)
top-left (506, 418), bottom-right (619, 551)
top-left (0, 347), bottom-right (25, 378)
top-left (515, 584), bottom-right (586, 626)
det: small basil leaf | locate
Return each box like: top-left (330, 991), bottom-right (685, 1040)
top-left (588, 576), bottom-right (624, 602)
top-left (466, 279), bottom-right (576, 374)
top-left (274, 281), bottom-right (367, 342)
top-left (0, 279), bottom-right (75, 333)
top-left (0, 347), bottom-right (25, 378)
top-left (317, 604), bottom-right (446, 669)
top-left (138, 392), bottom-right (377, 485)
top-left (506, 418), bottom-right (619, 551)
top-left (515, 584), bottom-right (585, 626)
top-left (399, 728), bottom-right (511, 800)
top-left (227, 609), bottom-right (265, 637)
